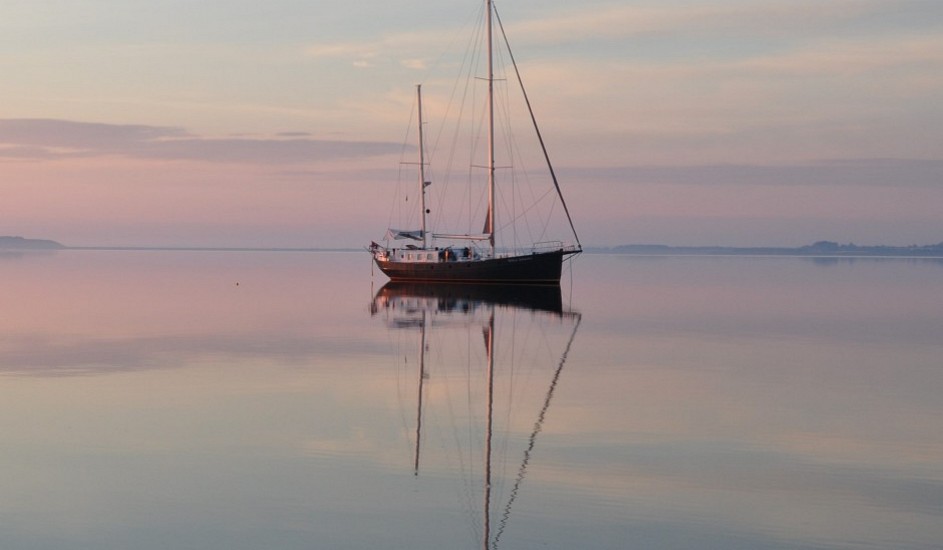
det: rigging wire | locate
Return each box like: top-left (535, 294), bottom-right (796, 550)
top-left (384, 99), bottom-right (420, 242)
top-left (494, 6), bottom-right (582, 250)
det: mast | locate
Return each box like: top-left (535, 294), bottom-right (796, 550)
top-left (417, 84), bottom-right (429, 249)
top-left (486, 0), bottom-right (495, 256)
top-left (414, 310), bottom-right (426, 475)
top-left (483, 310), bottom-right (495, 550)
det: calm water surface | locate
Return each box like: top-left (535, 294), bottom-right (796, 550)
top-left (1, 250), bottom-right (941, 549)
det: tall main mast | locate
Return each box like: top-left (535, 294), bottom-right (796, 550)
top-left (486, 0), bottom-right (495, 256)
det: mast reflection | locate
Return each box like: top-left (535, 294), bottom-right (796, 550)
top-left (371, 282), bottom-right (581, 549)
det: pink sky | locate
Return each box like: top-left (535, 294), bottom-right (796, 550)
top-left (2, 0), bottom-right (942, 247)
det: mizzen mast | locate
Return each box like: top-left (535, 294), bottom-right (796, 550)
top-left (417, 84), bottom-right (430, 249)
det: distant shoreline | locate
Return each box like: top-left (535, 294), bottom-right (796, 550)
top-left (0, 236), bottom-right (65, 250)
top-left (587, 241), bottom-right (943, 258)
top-left (4, 236), bottom-right (942, 258)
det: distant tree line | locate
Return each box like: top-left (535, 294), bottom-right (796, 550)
top-left (594, 240), bottom-right (943, 257)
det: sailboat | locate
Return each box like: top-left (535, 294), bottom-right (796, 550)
top-left (371, 282), bottom-right (581, 548)
top-left (369, 0), bottom-right (581, 284)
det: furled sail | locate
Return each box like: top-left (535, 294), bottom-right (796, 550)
top-left (386, 229), bottom-right (425, 241)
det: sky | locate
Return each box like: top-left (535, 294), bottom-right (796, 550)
top-left (2, 0), bottom-right (942, 248)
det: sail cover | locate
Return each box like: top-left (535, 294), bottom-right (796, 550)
top-left (386, 228), bottom-right (425, 241)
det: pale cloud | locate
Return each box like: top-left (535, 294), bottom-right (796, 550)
top-left (304, 26), bottom-right (470, 73)
top-left (313, 27), bottom-right (459, 54)
top-left (400, 59), bottom-right (427, 70)
top-left (0, 119), bottom-right (188, 149)
top-left (305, 43), bottom-right (380, 67)
top-left (304, 42), bottom-right (366, 59)
top-left (564, 159), bottom-right (943, 188)
top-left (505, 0), bottom-right (900, 45)
top-left (0, 119), bottom-right (402, 164)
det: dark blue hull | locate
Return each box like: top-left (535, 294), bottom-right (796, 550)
top-left (375, 249), bottom-right (568, 284)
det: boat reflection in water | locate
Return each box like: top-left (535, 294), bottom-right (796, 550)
top-left (371, 282), bottom-right (581, 549)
